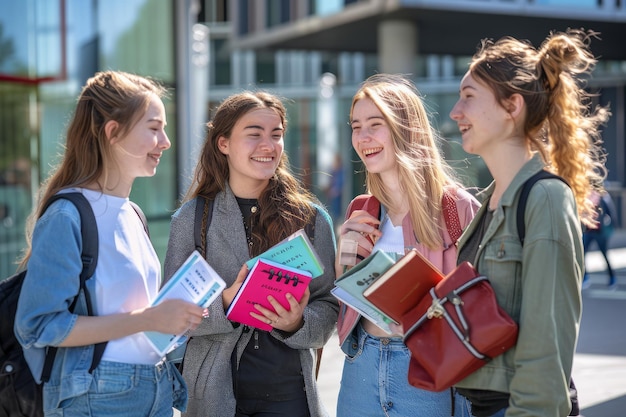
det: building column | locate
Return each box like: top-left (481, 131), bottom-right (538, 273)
top-left (175, 0), bottom-right (208, 193)
top-left (378, 19), bottom-right (417, 75)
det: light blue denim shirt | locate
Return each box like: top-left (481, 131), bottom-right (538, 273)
top-left (15, 198), bottom-right (98, 405)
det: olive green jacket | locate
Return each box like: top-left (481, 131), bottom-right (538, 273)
top-left (455, 154), bottom-right (583, 417)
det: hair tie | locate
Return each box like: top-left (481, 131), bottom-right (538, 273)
top-left (540, 53), bottom-right (559, 91)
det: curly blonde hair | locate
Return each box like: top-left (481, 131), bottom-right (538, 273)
top-left (469, 28), bottom-right (610, 226)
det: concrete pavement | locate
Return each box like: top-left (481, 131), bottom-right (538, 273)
top-left (573, 233), bottom-right (626, 417)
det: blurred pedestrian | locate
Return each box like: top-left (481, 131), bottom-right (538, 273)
top-left (583, 189), bottom-right (618, 288)
top-left (325, 153), bottom-right (344, 224)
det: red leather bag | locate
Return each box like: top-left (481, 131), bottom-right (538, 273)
top-left (401, 261), bottom-right (518, 392)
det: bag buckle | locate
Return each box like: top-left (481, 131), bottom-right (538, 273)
top-left (427, 298), bottom-right (445, 319)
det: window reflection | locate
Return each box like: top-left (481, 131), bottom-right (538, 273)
top-left (0, 0), bottom-right (63, 80)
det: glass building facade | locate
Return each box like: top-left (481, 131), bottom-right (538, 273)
top-left (0, 0), bottom-right (178, 277)
top-left (1, 0), bottom-right (625, 278)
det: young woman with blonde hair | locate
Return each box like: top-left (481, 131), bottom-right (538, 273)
top-left (336, 73), bottom-right (480, 417)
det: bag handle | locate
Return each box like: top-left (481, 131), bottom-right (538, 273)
top-left (403, 274), bottom-right (490, 360)
top-left (404, 274), bottom-right (489, 335)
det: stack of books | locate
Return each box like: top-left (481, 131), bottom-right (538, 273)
top-left (332, 248), bottom-right (443, 334)
top-left (227, 229), bottom-right (324, 330)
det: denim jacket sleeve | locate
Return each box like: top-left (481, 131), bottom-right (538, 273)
top-left (15, 200), bottom-right (85, 351)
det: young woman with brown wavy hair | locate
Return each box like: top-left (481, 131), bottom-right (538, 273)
top-left (450, 29), bottom-right (610, 416)
top-left (163, 91), bottom-right (338, 417)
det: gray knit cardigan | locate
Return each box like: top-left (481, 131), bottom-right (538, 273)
top-left (164, 185), bottom-right (339, 417)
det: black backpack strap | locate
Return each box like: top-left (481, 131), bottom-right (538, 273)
top-left (194, 196), bottom-right (214, 256)
top-left (39, 193), bottom-right (106, 381)
top-left (516, 170), bottom-right (568, 245)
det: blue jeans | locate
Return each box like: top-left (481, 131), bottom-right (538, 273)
top-left (45, 360), bottom-right (187, 417)
top-left (337, 324), bottom-right (473, 417)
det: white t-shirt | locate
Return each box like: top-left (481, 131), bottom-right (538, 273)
top-left (78, 188), bottom-right (162, 364)
top-left (372, 214), bottom-right (404, 257)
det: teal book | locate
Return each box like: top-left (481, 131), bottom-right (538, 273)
top-left (246, 229), bottom-right (324, 278)
top-left (332, 250), bottom-right (397, 334)
top-left (143, 250), bottom-right (226, 357)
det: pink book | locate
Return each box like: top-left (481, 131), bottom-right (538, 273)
top-left (226, 258), bottom-right (312, 331)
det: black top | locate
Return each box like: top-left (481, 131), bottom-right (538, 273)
top-left (233, 197), bottom-right (306, 401)
top-left (456, 206), bottom-right (510, 416)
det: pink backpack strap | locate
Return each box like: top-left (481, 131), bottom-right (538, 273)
top-left (346, 194), bottom-right (381, 220)
top-left (349, 192), bottom-right (461, 244)
top-left (442, 191), bottom-right (462, 244)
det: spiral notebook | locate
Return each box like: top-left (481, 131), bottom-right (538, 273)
top-left (226, 258), bottom-right (312, 331)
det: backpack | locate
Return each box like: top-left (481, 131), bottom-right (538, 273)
top-left (0, 192), bottom-right (148, 417)
top-left (516, 170), bottom-right (579, 416)
top-left (346, 191), bottom-right (464, 245)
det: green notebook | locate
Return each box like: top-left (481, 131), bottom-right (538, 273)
top-left (332, 250), bottom-right (397, 333)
